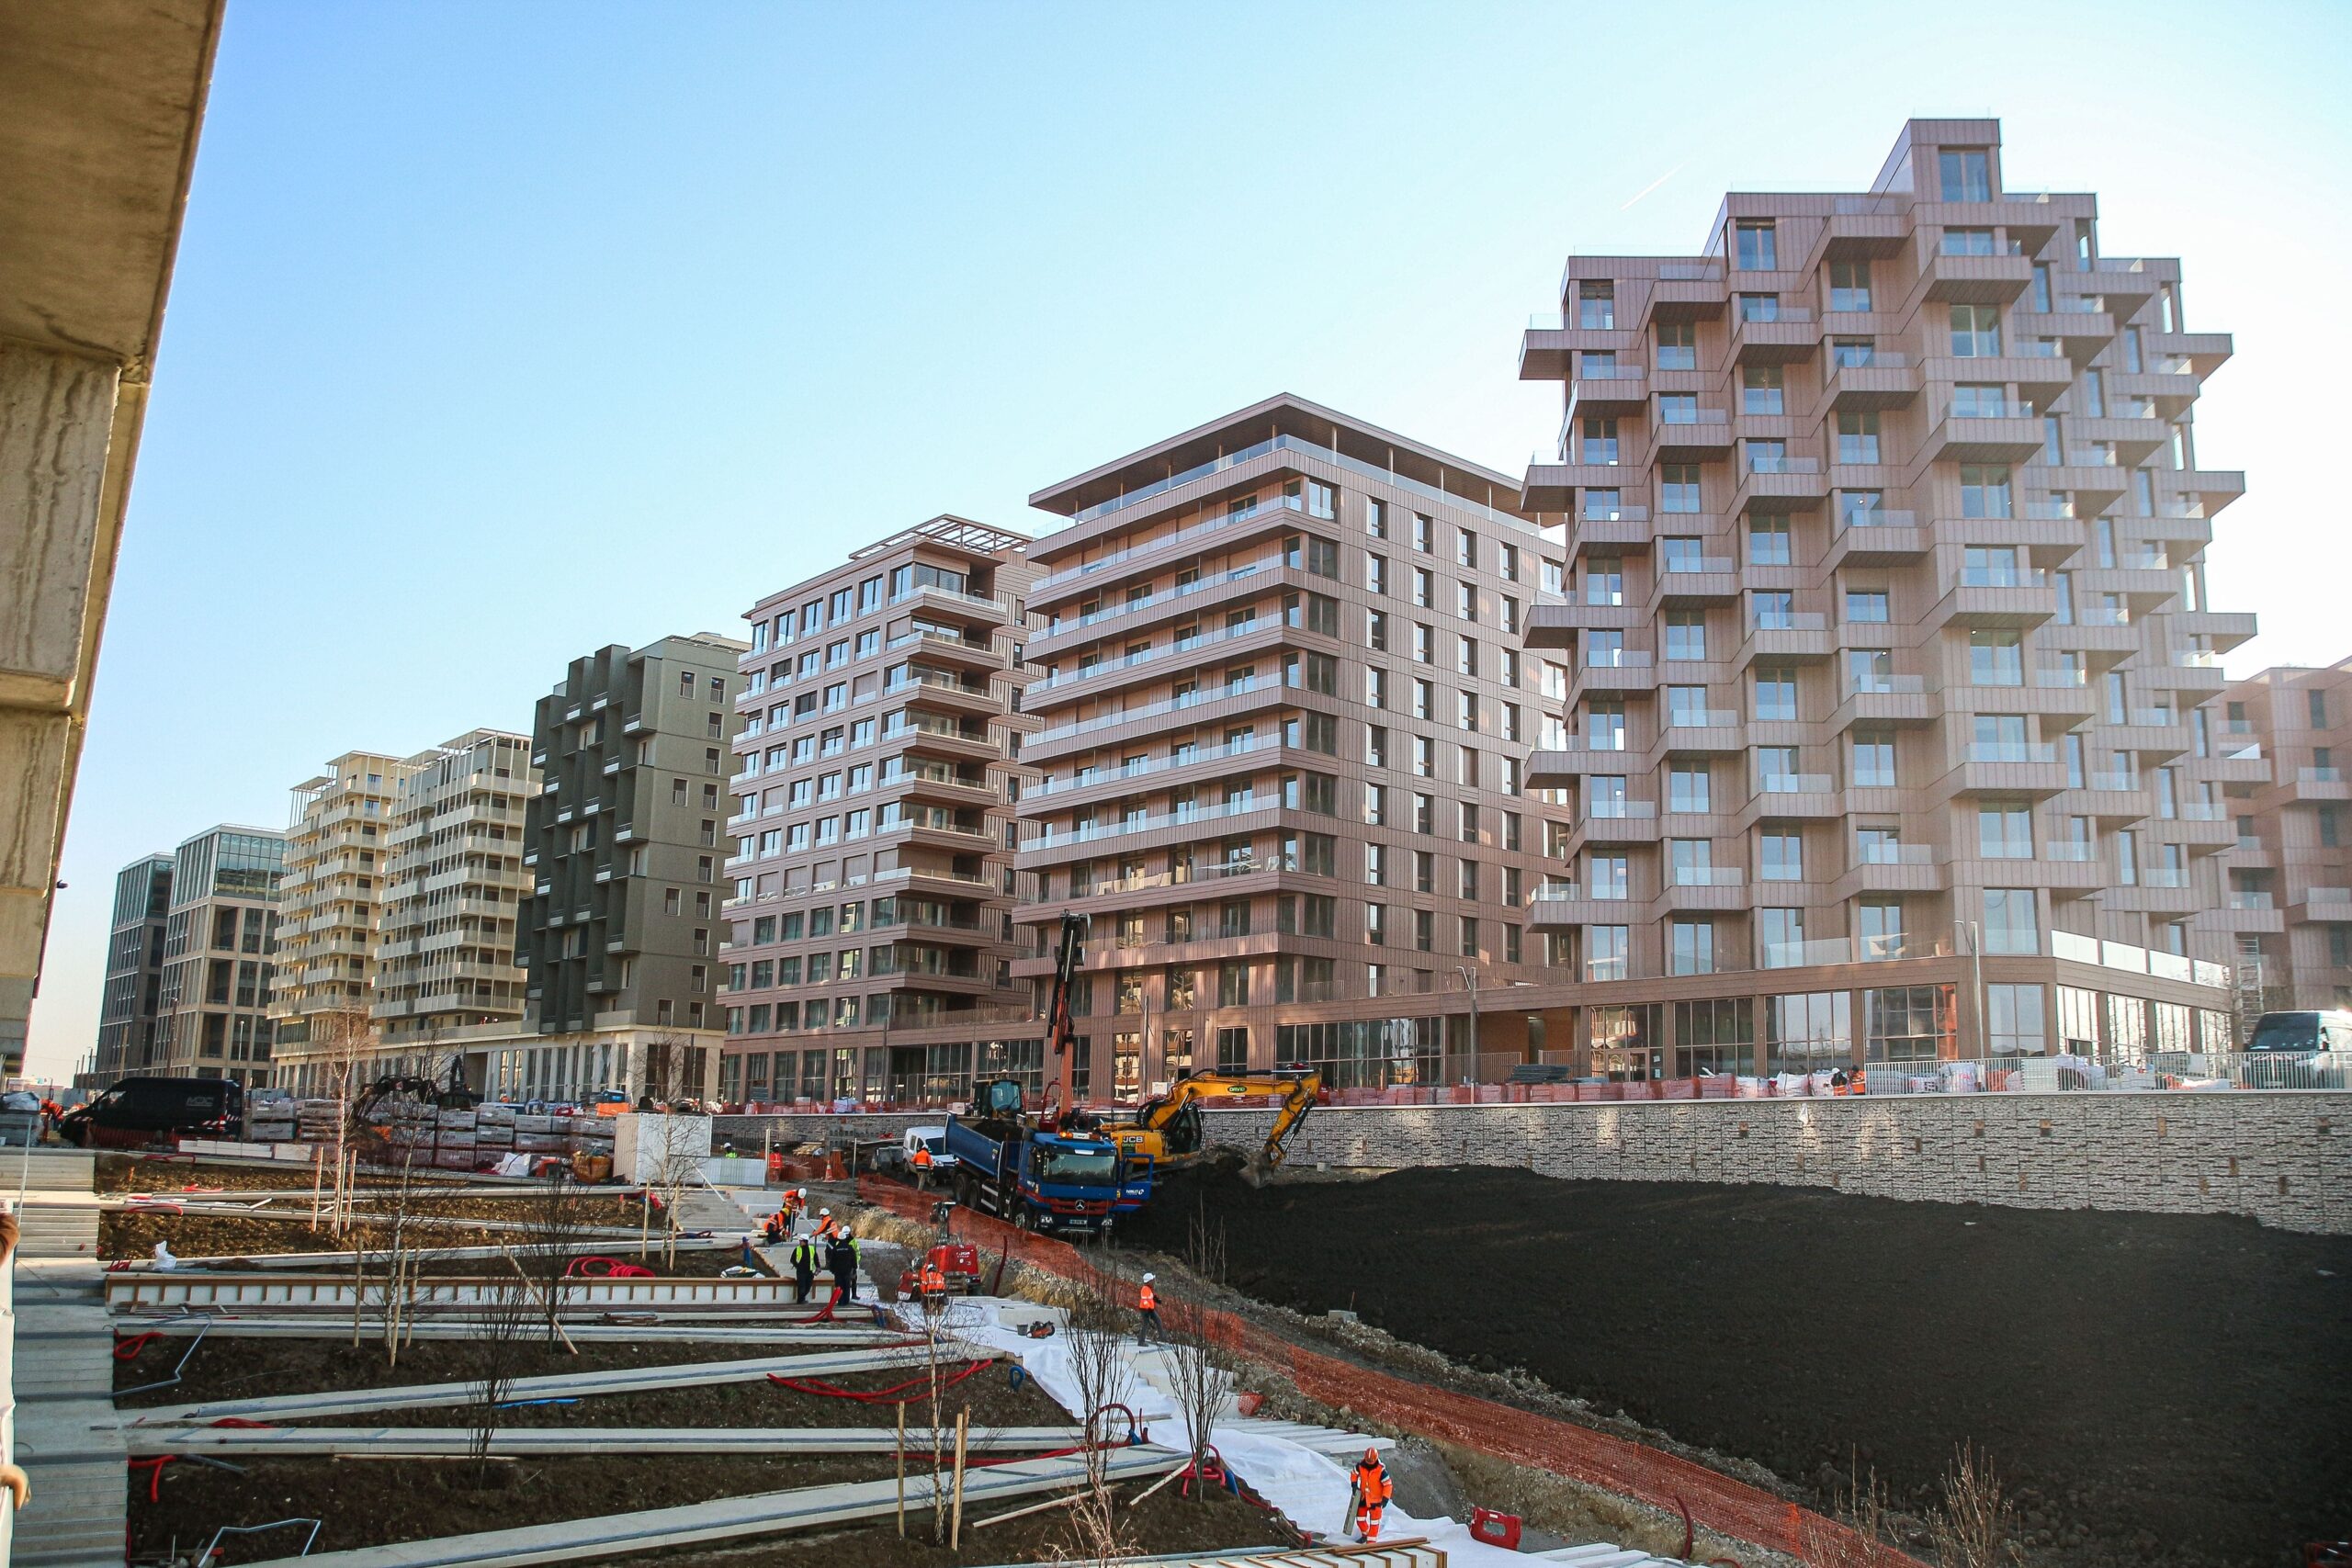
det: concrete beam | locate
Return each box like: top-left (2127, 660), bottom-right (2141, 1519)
top-left (130, 1424), bottom-right (1089, 1458)
top-left (0, 0), bottom-right (224, 1071)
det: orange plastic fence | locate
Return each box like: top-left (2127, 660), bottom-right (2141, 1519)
top-left (855, 1176), bottom-right (1912, 1565)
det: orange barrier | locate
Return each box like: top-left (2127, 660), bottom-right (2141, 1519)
top-left (855, 1176), bottom-right (1914, 1565)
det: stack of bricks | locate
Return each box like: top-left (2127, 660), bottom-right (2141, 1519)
top-left (1204, 1094), bottom-right (2352, 1235)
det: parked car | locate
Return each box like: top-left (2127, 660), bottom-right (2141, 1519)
top-left (56, 1077), bottom-right (243, 1148)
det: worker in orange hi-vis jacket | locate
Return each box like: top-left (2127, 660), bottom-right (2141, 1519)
top-left (1349, 1448), bottom-right (1393, 1542)
top-left (1135, 1272), bottom-right (1162, 1345)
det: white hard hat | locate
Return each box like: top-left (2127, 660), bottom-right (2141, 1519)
top-left (820, 1208), bottom-right (831, 1215)
top-left (1142, 1272), bottom-right (1155, 1282)
top-left (797, 1187), bottom-right (808, 1196)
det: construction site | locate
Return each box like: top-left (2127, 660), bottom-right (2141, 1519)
top-left (5, 1046), bottom-right (2338, 1568)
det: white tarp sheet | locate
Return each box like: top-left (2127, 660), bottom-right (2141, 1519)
top-left (945, 1303), bottom-right (1552, 1568)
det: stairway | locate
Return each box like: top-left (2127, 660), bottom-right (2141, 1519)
top-left (6, 1149), bottom-right (127, 1566)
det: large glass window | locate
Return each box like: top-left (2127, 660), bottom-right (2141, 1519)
top-left (1987, 984), bottom-right (2046, 1056)
top-left (1673, 998), bottom-right (1753, 1077)
top-left (1939, 148), bottom-right (1992, 202)
top-left (1734, 220), bottom-right (1777, 271)
top-left (1984, 888), bottom-right (2040, 954)
top-left (1950, 304), bottom-right (2002, 357)
top-left (1668, 919), bottom-right (1715, 976)
top-left (1766, 991), bottom-right (1851, 1073)
top-left (1866, 985), bottom-right (1955, 1061)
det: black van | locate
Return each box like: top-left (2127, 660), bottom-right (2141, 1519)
top-left (58, 1077), bottom-right (243, 1148)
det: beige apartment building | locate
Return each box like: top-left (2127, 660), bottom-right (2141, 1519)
top-left (719, 518), bottom-right (1038, 1104)
top-left (267, 751), bottom-right (406, 1057)
top-left (153, 825), bottom-right (284, 1086)
top-left (1013, 396), bottom-right (1573, 1094)
top-left (372, 729), bottom-right (537, 1044)
top-left (1512, 117), bottom-right (2244, 1072)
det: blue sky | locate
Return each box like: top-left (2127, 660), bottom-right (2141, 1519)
top-left (30, 0), bottom-right (2352, 1077)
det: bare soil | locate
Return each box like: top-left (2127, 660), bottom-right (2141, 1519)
top-left (1125, 1166), bottom-right (2352, 1568)
top-left (100, 1209), bottom-right (526, 1258)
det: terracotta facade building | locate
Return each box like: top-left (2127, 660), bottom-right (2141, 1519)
top-left (1513, 117), bottom-right (2245, 1071)
top-left (1012, 396), bottom-right (1572, 1093)
top-left (2212, 660), bottom-right (2352, 1015)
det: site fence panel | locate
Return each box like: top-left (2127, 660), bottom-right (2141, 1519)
top-left (852, 1176), bottom-right (1921, 1567)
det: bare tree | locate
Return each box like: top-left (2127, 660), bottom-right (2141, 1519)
top-left (1930, 1444), bottom-right (2022, 1568)
top-left (312, 1009), bottom-right (376, 1233)
top-left (1157, 1220), bottom-right (1234, 1486)
top-left (1047, 1254), bottom-right (1141, 1568)
top-left (376, 1152), bottom-right (425, 1368)
top-left (464, 1272), bottom-right (536, 1484)
top-left (1801, 1461), bottom-right (1901, 1568)
top-left (521, 1168), bottom-right (591, 1345)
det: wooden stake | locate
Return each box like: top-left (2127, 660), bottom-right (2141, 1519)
top-left (949, 1410), bottom-right (969, 1550)
top-left (895, 1402), bottom-right (906, 1537)
top-left (1125, 1455), bottom-right (1196, 1508)
top-left (311, 1146), bottom-right (324, 1228)
top-left (505, 1252), bottom-right (578, 1354)
top-left (971, 1488), bottom-right (1088, 1531)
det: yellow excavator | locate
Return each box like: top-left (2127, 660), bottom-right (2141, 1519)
top-left (1095, 1068), bottom-right (1324, 1179)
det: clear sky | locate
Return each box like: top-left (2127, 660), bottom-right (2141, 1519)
top-left (28, 0), bottom-right (2352, 1079)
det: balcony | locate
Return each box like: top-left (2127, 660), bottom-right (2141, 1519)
top-left (1562, 366), bottom-right (1650, 409)
top-left (1826, 511), bottom-right (1928, 569)
top-left (1729, 305), bottom-right (1816, 364)
top-left (1943, 743), bottom-right (2068, 802)
top-left (1524, 598), bottom-right (1639, 645)
top-left (2148, 331), bottom-right (2233, 377)
top-left (1575, 650), bottom-right (1657, 694)
top-left (1518, 316), bottom-right (1626, 379)
top-left (2070, 772), bottom-right (2155, 822)
top-left (1649, 406), bottom-right (1732, 458)
top-left (1661, 867), bottom-right (1747, 914)
top-left (1739, 610), bottom-right (1832, 662)
top-left (1656, 711), bottom-right (1745, 756)
top-left (1820, 352), bottom-right (1921, 412)
top-left (1920, 252), bottom-right (2033, 304)
top-left (1569, 507), bottom-right (1657, 552)
top-left (1525, 748), bottom-right (1606, 787)
top-left (1737, 774), bottom-right (1841, 829)
top-left (1731, 453), bottom-right (1827, 509)
top-left (1580, 801), bottom-right (1660, 844)
top-left (1933, 566), bottom-right (2055, 627)
top-left (2178, 609), bottom-right (2256, 650)
top-left (1521, 459), bottom-right (1638, 514)
top-left (1924, 412), bottom-right (2044, 465)
top-left (1649, 558), bottom-right (1740, 608)
top-left (2179, 468), bottom-right (2247, 514)
top-left (1031, 496), bottom-right (1302, 599)
top-left (2288, 767), bottom-right (2352, 803)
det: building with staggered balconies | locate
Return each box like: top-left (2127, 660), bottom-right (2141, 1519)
top-left (718, 518), bottom-right (1039, 1105)
top-left (1508, 117), bottom-right (2246, 1073)
top-left (267, 751), bottom-right (409, 1057)
top-left (1013, 396), bottom-right (1575, 1096)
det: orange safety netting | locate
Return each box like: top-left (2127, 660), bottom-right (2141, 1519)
top-left (855, 1176), bottom-right (1914, 1565)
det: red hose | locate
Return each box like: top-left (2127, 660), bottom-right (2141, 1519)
top-left (768, 1356), bottom-right (992, 1404)
top-left (114, 1331), bottom-right (164, 1360)
top-left (128, 1456), bottom-right (175, 1502)
top-left (208, 1417), bottom-right (275, 1429)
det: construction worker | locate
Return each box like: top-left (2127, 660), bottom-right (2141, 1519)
top-left (789, 1230), bottom-right (819, 1304)
top-left (1135, 1271), bottom-right (1162, 1345)
top-left (813, 1207), bottom-right (839, 1243)
top-left (761, 1206), bottom-right (788, 1247)
top-left (919, 1253), bottom-right (949, 1303)
top-left (1349, 1448), bottom-right (1392, 1542)
top-left (826, 1230), bottom-right (860, 1302)
top-left (911, 1140), bottom-right (934, 1190)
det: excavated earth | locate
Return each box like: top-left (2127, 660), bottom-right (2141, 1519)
top-left (1125, 1165), bottom-right (2352, 1568)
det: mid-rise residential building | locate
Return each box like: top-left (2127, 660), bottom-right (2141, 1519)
top-left (372, 730), bottom-right (538, 1043)
top-left (1511, 117), bottom-right (2245, 1072)
top-left (719, 517), bottom-right (1039, 1105)
top-left (268, 751), bottom-right (407, 1054)
top-left (89, 853), bottom-right (173, 1086)
top-left (1015, 396), bottom-right (1572, 1095)
top-left (2211, 660), bottom-right (2352, 1016)
top-left (510, 633), bottom-right (748, 1103)
top-left (153, 825), bottom-right (285, 1085)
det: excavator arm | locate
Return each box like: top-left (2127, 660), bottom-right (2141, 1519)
top-left (1119, 1070), bottom-right (1324, 1168)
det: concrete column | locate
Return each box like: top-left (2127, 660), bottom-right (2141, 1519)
top-left (0, 340), bottom-right (127, 1074)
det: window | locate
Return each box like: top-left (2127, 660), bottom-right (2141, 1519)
top-left (1659, 394), bottom-right (1699, 426)
top-left (1844, 590), bottom-right (1889, 624)
top-left (1986, 983), bottom-right (2045, 1055)
top-left (1983, 889), bottom-right (2040, 954)
top-left (1656, 320), bottom-right (1696, 371)
top-left (1586, 701), bottom-right (1625, 750)
top-left (1950, 304), bottom-right (2001, 357)
top-left (1366, 553), bottom-right (1387, 595)
top-left (1659, 464), bottom-right (1701, 513)
top-left (1979, 802), bottom-right (2033, 859)
top-left (1584, 558), bottom-right (1623, 605)
top-left (1758, 830), bottom-right (1802, 882)
top-left (1747, 517), bottom-right (1792, 565)
top-left (1664, 612), bottom-right (1706, 662)
top-left (1669, 763), bottom-right (1711, 813)
top-left (1753, 666), bottom-right (1798, 721)
top-left (1734, 220), bottom-right (1776, 271)
top-left (1741, 367), bottom-right (1783, 415)
top-left (1827, 263), bottom-right (1871, 312)
top-left (1577, 280), bottom-right (1614, 329)
top-left (1306, 480), bottom-right (1335, 519)
top-left (1581, 417), bottom-right (1620, 464)
top-left (1669, 919), bottom-right (1715, 976)
top-left (1758, 908), bottom-right (1807, 969)
top-left (1959, 465), bottom-right (2013, 519)
top-left (1867, 985), bottom-right (1953, 1062)
top-left (1586, 925), bottom-right (1628, 981)
top-left (1837, 412), bottom-right (1880, 464)
top-left (1969, 629), bottom-right (2023, 687)
top-left (1590, 854), bottom-right (1629, 900)
top-left (1952, 384), bottom-right (2007, 418)
top-left (1939, 148), bottom-right (1992, 202)
top-left (1940, 228), bottom-right (1996, 256)
top-left (1852, 728), bottom-right (1896, 788)
top-left (1859, 900), bottom-right (1906, 961)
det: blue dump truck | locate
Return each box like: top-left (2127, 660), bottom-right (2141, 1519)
top-left (944, 1079), bottom-right (1131, 1235)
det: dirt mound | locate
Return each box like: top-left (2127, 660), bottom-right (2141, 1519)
top-left (1125, 1167), bottom-right (2352, 1568)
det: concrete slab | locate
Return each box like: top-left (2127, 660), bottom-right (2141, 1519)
top-left (130, 1423), bottom-right (1089, 1457)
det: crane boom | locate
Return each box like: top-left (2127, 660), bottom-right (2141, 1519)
top-left (1044, 910), bottom-right (1085, 1115)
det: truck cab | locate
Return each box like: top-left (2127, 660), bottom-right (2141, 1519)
top-left (944, 1079), bottom-right (1132, 1235)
